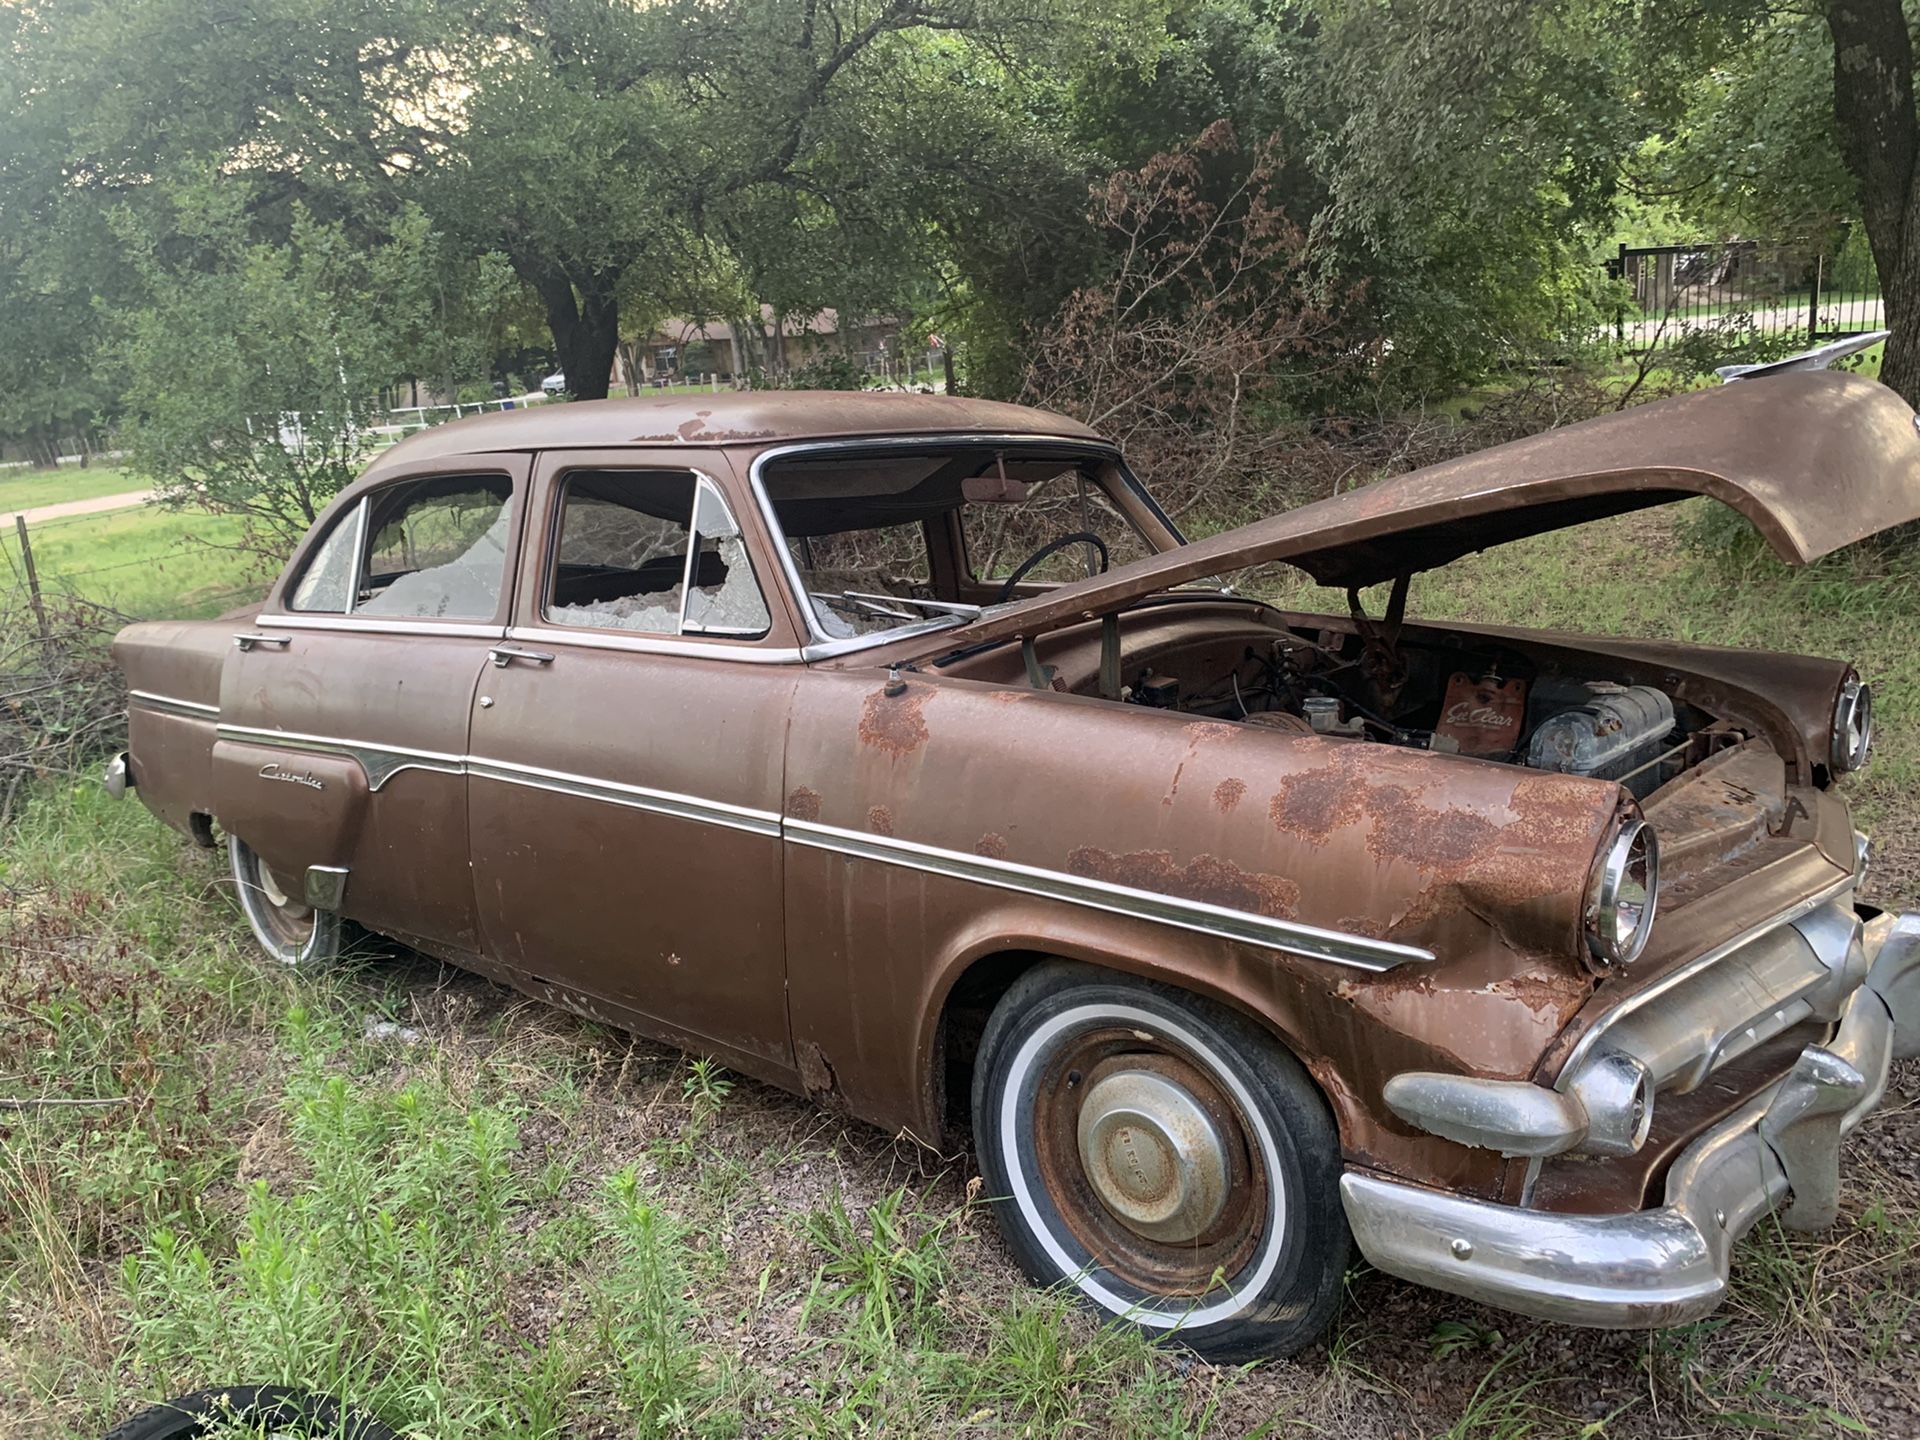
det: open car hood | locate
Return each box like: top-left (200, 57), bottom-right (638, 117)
top-left (955, 371), bottom-right (1920, 647)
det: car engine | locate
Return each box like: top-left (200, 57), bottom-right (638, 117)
top-left (1128, 633), bottom-right (1702, 798)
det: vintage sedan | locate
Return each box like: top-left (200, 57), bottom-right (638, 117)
top-left (111, 377), bottom-right (1919, 1358)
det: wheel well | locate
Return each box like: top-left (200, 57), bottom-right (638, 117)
top-left (936, 950), bottom-right (1046, 1135)
top-left (933, 949), bottom-right (1344, 1147)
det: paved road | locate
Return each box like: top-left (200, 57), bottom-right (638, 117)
top-left (0, 488), bottom-right (154, 528)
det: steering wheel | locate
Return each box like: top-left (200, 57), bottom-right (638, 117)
top-left (997, 531), bottom-right (1110, 603)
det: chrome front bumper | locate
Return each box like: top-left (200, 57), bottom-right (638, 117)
top-left (1341, 911), bottom-right (1920, 1328)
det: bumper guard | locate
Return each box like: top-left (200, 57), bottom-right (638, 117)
top-left (1340, 910), bottom-right (1920, 1328)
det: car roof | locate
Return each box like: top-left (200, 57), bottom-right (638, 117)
top-left (360, 390), bottom-right (1105, 478)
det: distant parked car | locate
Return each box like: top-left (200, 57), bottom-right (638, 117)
top-left (541, 371), bottom-right (567, 395)
top-left (107, 380), bottom-right (1920, 1359)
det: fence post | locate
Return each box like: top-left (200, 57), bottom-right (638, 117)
top-left (14, 515), bottom-right (49, 641)
top-left (1809, 251), bottom-right (1825, 346)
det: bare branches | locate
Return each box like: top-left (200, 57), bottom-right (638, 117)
top-left (1021, 124), bottom-right (1360, 516)
top-left (0, 575), bottom-right (133, 827)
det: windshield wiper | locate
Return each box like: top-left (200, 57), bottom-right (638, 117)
top-left (840, 591), bottom-right (984, 619)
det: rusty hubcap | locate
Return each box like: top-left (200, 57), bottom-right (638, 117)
top-left (1033, 1028), bottom-right (1266, 1297)
top-left (1076, 1070), bottom-right (1229, 1243)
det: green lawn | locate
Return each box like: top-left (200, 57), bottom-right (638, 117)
top-left (0, 464), bottom-right (148, 513)
top-left (2, 504), bottom-right (268, 619)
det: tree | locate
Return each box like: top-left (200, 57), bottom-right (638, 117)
top-left (1824, 0), bottom-right (1920, 401)
top-left (115, 188), bottom-right (450, 552)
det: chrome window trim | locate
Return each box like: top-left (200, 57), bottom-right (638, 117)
top-left (542, 463), bottom-right (776, 647)
top-left (1553, 871), bottom-right (1857, 1093)
top-left (266, 613), bottom-right (509, 640)
top-left (130, 689), bottom-right (221, 720)
top-left (784, 818), bottom-right (1434, 973)
top-left (747, 434), bottom-right (1127, 661)
top-left (345, 494), bottom-right (370, 611)
top-left (503, 625), bottom-right (803, 664)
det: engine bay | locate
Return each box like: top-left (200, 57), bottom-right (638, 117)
top-left (1120, 623), bottom-right (1742, 797)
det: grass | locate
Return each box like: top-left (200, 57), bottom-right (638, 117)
top-left (1, 503), bottom-right (1916, 1439)
top-left (0, 464), bottom-right (147, 514)
top-left (0, 504), bottom-right (266, 619)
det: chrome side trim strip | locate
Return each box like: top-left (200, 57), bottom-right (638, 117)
top-left (1554, 871), bottom-right (1857, 1091)
top-left (268, 613), bottom-right (508, 639)
top-left (784, 818), bottom-right (1433, 972)
top-left (217, 722), bottom-right (780, 834)
top-left (130, 689), bottom-right (221, 719)
top-left (503, 625), bottom-right (805, 665)
top-left (216, 723), bottom-right (465, 790)
top-left (213, 715), bottom-right (1419, 966)
top-left (467, 757), bottom-right (781, 836)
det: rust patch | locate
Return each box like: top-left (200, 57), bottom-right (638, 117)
top-left (1212, 777), bottom-right (1247, 815)
top-left (859, 685), bottom-right (931, 758)
top-left (866, 805), bottom-right (895, 836)
top-left (796, 1040), bottom-right (840, 1104)
top-left (787, 786), bottom-right (822, 822)
top-left (974, 832), bottom-right (1008, 859)
top-left (1487, 971), bottom-right (1593, 1026)
top-left (1268, 765), bottom-right (1372, 843)
top-left (1066, 846), bottom-right (1299, 919)
top-left (1336, 914), bottom-right (1388, 940)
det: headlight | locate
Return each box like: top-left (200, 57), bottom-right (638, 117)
top-left (1585, 820), bottom-right (1659, 971)
top-left (1831, 675), bottom-right (1873, 774)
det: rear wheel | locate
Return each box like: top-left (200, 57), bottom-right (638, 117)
top-left (971, 961), bottom-right (1349, 1360)
top-left (229, 835), bottom-right (342, 966)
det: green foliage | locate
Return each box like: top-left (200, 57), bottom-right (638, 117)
top-left (112, 191), bottom-right (452, 553)
top-left (763, 353), bottom-right (869, 391)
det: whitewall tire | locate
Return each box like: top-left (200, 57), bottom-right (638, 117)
top-left (971, 961), bottom-right (1349, 1359)
top-left (229, 836), bottom-right (342, 967)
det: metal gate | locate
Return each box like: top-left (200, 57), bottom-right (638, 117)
top-left (1605, 238), bottom-right (1883, 353)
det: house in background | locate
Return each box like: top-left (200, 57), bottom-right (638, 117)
top-left (628, 308), bottom-right (928, 385)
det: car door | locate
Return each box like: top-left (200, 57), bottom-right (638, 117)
top-left (212, 453), bottom-right (530, 955)
top-left (465, 448), bottom-right (801, 1078)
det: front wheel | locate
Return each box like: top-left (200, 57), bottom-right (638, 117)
top-left (971, 962), bottom-right (1349, 1360)
top-left (229, 835), bottom-right (342, 966)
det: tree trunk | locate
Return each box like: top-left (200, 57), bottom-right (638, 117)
top-left (527, 264), bottom-right (621, 401)
top-left (1827, 0), bottom-right (1920, 405)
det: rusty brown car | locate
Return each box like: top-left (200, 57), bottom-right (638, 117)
top-left (110, 374), bottom-right (1920, 1358)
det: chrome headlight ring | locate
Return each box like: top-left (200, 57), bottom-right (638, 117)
top-left (1831, 675), bottom-right (1874, 775)
top-left (1585, 819), bottom-right (1659, 973)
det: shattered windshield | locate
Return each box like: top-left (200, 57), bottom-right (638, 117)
top-left (760, 447), bottom-right (1161, 642)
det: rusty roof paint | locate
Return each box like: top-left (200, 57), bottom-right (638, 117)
top-left (361, 391), bottom-right (1102, 473)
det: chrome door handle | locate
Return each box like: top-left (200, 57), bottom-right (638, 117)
top-left (489, 645), bottom-right (555, 668)
top-left (233, 633), bottom-right (292, 651)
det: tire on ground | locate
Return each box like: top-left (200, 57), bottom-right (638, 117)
top-left (971, 959), bottom-right (1349, 1360)
top-left (228, 834), bottom-right (344, 967)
